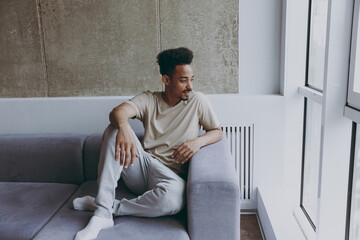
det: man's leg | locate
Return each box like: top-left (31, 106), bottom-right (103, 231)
top-left (74, 124), bottom-right (186, 238)
top-left (74, 124), bottom-right (147, 240)
top-left (113, 155), bottom-right (186, 217)
top-left (74, 153), bottom-right (186, 218)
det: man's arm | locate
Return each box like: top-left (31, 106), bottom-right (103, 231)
top-left (109, 102), bottom-right (139, 168)
top-left (172, 127), bottom-right (222, 164)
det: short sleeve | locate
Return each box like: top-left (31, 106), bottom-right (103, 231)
top-left (197, 92), bottom-right (220, 131)
top-left (128, 91), bottom-right (153, 122)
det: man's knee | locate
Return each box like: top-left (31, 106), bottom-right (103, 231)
top-left (102, 124), bottom-right (118, 143)
top-left (155, 183), bottom-right (186, 215)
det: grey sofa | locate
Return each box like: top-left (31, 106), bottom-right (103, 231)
top-left (0, 132), bottom-right (240, 240)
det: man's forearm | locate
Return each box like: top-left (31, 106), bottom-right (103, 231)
top-left (109, 103), bottom-right (137, 129)
top-left (109, 102), bottom-right (139, 167)
top-left (196, 128), bottom-right (222, 148)
top-left (172, 127), bottom-right (222, 164)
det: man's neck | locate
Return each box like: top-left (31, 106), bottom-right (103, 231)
top-left (161, 91), bottom-right (180, 107)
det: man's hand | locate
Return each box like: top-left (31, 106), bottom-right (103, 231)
top-left (115, 124), bottom-right (139, 168)
top-left (172, 139), bottom-right (201, 164)
top-left (109, 102), bottom-right (138, 168)
top-left (172, 128), bottom-right (222, 164)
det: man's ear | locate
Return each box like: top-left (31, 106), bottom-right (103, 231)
top-left (162, 75), bottom-right (171, 86)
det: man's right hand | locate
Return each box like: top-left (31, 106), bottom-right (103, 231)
top-left (109, 102), bottom-right (139, 168)
top-left (115, 124), bottom-right (139, 168)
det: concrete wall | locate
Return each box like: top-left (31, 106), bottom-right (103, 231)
top-left (0, 0), bottom-right (238, 97)
top-left (0, 0), bottom-right (47, 97)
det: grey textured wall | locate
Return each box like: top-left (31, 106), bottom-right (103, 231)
top-left (0, 0), bottom-right (238, 98)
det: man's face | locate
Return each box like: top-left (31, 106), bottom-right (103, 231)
top-left (167, 64), bottom-right (194, 101)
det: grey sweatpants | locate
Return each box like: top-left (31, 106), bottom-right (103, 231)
top-left (94, 124), bottom-right (186, 219)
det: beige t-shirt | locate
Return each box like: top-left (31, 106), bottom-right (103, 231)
top-left (128, 90), bottom-right (220, 175)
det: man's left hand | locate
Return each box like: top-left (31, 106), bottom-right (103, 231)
top-left (172, 139), bottom-right (201, 164)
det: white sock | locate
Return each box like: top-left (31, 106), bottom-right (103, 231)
top-left (74, 215), bottom-right (114, 240)
top-left (73, 196), bottom-right (97, 212)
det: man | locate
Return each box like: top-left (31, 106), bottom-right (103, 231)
top-left (73, 47), bottom-right (222, 240)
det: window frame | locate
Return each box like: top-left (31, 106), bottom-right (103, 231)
top-left (297, 0), bottom-right (329, 233)
top-left (298, 87), bottom-right (324, 233)
top-left (345, 123), bottom-right (358, 240)
top-left (345, 0), bottom-right (360, 124)
top-left (300, 96), bottom-right (322, 231)
top-left (305, 0), bottom-right (329, 93)
top-left (347, 0), bottom-right (360, 111)
top-left (345, 1), bottom-right (360, 239)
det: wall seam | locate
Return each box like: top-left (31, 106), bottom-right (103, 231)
top-left (157, 0), bottom-right (162, 52)
top-left (238, 0), bottom-right (241, 95)
top-left (156, 0), bottom-right (163, 91)
top-left (36, 0), bottom-right (49, 97)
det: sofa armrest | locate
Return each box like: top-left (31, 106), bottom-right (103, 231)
top-left (187, 135), bottom-right (240, 240)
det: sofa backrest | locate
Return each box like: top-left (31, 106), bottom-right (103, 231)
top-left (83, 134), bottom-right (102, 181)
top-left (0, 134), bottom-right (86, 184)
top-left (83, 132), bottom-right (144, 181)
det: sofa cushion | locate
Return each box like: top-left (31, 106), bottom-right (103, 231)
top-left (0, 134), bottom-right (87, 184)
top-left (33, 180), bottom-right (189, 240)
top-left (97, 215), bottom-right (189, 240)
top-left (0, 182), bottom-right (78, 240)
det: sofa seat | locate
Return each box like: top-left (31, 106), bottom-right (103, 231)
top-left (33, 180), bottom-right (190, 240)
top-left (0, 182), bottom-right (78, 240)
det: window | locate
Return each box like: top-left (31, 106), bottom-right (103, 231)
top-left (306, 0), bottom-right (329, 91)
top-left (301, 99), bottom-right (322, 227)
top-left (347, 124), bottom-right (360, 240)
top-left (348, 0), bottom-right (360, 110)
top-left (345, 1), bottom-right (360, 239)
top-left (346, 0), bottom-right (360, 117)
top-left (298, 0), bottom-right (329, 231)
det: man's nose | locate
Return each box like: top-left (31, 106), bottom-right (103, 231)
top-left (187, 80), bottom-right (192, 89)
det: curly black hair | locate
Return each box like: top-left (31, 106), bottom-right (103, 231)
top-left (156, 47), bottom-right (193, 76)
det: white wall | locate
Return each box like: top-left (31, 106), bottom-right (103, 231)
top-left (0, 96), bottom-right (142, 134)
top-left (256, 0), bottom-right (309, 238)
top-left (239, 0), bottom-right (282, 95)
top-left (208, 94), bottom-right (286, 208)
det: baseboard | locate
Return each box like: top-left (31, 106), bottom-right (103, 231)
top-left (256, 187), bottom-right (306, 240)
top-left (257, 189), bottom-right (277, 240)
top-left (256, 210), bottom-right (267, 240)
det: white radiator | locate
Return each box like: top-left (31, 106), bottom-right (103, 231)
top-left (221, 124), bottom-right (255, 210)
